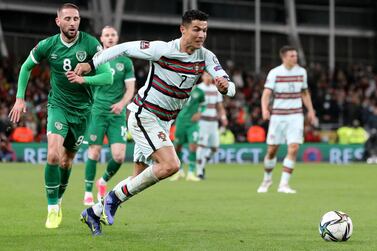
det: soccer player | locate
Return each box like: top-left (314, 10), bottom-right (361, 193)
top-left (83, 26), bottom-right (135, 205)
top-left (196, 72), bottom-right (228, 179)
top-left (76, 10), bottom-right (236, 236)
top-left (257, 45), bottom-right (316, 194)
top-left (8, 3), bottom-right (112, 229)
top-left (170, 85), bottom-right (206, 182)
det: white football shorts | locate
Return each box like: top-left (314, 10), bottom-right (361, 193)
top-left (266, 113), bottom-right (304, 145)
top-left (128, 110), bottom-right (173, 164)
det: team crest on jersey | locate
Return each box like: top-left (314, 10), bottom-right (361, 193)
top-left (140, 40), bottom-right (150, 49)
top-left (116, 63), bottom-right (124, 71)
top-left (76, 51), bottom-right (87, 62)
top-left (54, 122), bottom-right (63, 131)
top-left (194, 63), bottom-right (200, 74)
top-left (157, 131), bottom-right (167, 142)
top-left (90, 134), bottom-right (97, 142)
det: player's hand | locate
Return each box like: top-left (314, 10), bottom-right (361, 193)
top-left (221, 116), bottom-right (228, 127)
top-left (74, 63), bottom-right (91, 76)
top-left (8, 98), bottom-right (26, 123)
top-left (214, 77), bottom-right (229, 94)
top-left (307, 110), bottom-right (317, 126)
top-left (66, 71), bottom-right (85, 84)
top-left (191, 112), bottom-right (201, 122)
top-left (262, 109), bottom-right (270, 121)
top-left (111, 101), bottom-right (126, 115)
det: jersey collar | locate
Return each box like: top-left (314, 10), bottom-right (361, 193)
top-left (60, 31), bottom-right (80, 48)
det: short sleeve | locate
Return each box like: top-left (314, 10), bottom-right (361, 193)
top-left (217, 91), bottom-right (223, 103)
top-left (123, 57), bottom-right (135, 81)
top-left (264, 70), bottom-right (276, 90)
top-left (302, 69), bottom-right (308, 90)
top-left (87, 36), bottom-right (102, 58)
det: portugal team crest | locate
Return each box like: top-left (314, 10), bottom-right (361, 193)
top-left (116, 63), bottom-right (124, 71)
top-left (90, 134), bottom-right (97, 142)
top-left (157, 131), bottom-right (167, 142)
top-left (76, 51), bottom-right (87, 62)
top-left (54, 122), bottom-right (63, 131)
top-left (194, 63), bottom-right (200, 74)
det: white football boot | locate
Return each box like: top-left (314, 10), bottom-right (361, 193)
top-left (257, 179), bottom-right (273, 193)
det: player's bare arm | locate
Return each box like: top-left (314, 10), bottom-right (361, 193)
top-left (261, 88), bottom-right (272, 120)
top-left (301, 89), bottom-right (317, 125)
top-left (191, 112), bottom-right (202, 122)
top-left (217, 102), bottom-right (228, 127)
top-left (111, 79), bottom-right (136, 114)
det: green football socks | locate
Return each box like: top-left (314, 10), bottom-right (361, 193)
top-left (85, 158), bottom-right (97, 192)
top-left (188, 151), bottom-right (196, 173)
top-left (58, 167), bottom-right (72, 199)
top-left (45, 163), bottom-right (60, 205)
top-left (103, 158), bottom-right (122, 182)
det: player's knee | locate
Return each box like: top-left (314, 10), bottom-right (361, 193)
top-left (188, 144), bottom-right (197, 152)
top-left (60, 158), bottom-right (72, 168)
top-left (88, 147), bottom-right (101, 160)
top-left (161, 159), bottom-right (180, 176)
top-left (112, 152), bottom-right (125, 164)
top-left (47, 151), bottom-right (60, 165)
top-left (288, 144), bottom-right (300, 155)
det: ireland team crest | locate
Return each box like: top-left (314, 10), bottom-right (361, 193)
top-left (90, 134), bottom-right (97, 142)
top-left (116, 63), bottom-right (124, 71)
top-left (54, 122), bottom-right (63, 131)
top-left (76, 51), bottom-right (87, 62)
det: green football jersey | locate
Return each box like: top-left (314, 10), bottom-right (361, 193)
top-left (31, 32), bottom-right (102, 115)
top-left (92, 56), bottom-right (135, 115)
top-left (176, 87), bottom-right (206, 126)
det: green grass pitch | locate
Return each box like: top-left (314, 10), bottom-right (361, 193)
top-left (0, 163), bottom-right (376, 251)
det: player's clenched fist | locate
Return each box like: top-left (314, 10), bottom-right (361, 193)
top-left (214, 77), bottom-right (229, 94)
top-left (262, 109), bottom-right (270, 121)
top-left (74, 63), bottom-right (91, 76)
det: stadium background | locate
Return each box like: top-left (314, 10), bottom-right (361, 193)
top-left (0, 0), bottom-right (376, 163)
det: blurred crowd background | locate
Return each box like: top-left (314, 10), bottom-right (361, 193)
top-left (1, 58), bottom-right (376, 145)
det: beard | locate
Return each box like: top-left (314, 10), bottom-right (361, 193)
top-left (62, 28), bottom-right (78, 40)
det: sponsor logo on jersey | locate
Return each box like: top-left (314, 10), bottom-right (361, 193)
top-left (90, 134), bottom-right (97, 142)
top-left (157, 131), bottom-right (167, 142)
top-left (54, 122), bottom-right (63, 131)
top-left (140, 40), bottom-right (150, 49)
top-left (116, 63), bottom-right (124, 71)
top-left (214, 65), bottom-right (222, 71)
top-left (76, 51), bottom-right (87, 62)
top-left (50, 53), bottom-right (58, 60)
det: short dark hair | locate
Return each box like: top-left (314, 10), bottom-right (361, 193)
top-left (279, 45), bottom-right (297, 57)
top-left (57, 3), bottom-right (80, 16)
top-left (182, 10), bottom-right (209, 26)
